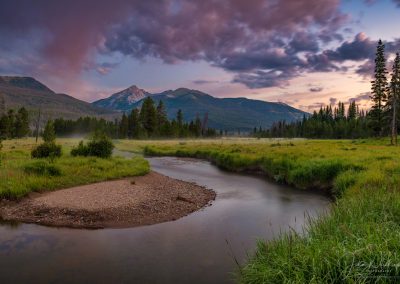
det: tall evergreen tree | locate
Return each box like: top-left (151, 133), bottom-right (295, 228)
top-left (139, 97), bottom-right (157, 136)
top-left (386, 53), bottom-right (400, 145)
top-left (119, 113), bottom-right (129, 138)
top-left (348, 101), bottom-right (357, 120)
top-left (156, 101), bottom-right (168, 135)
top-left (370, 39), bottom-right (388, 136)
top-left (128, 108), bottom-right (140, 138)
top-left (176, 109), bottom-right (183, 127)
top-left (176, 109), bottom-right (183, 136)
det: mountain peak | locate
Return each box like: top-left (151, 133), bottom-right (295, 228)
top-left (93, 84), bottom-right (151, 110)
top-left (0, 76), bottom-right (54, 93)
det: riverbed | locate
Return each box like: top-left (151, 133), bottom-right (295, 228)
top-left (0, 157), bottom-right (330, 283)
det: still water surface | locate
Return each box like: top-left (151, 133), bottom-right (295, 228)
top-left (0, 157), bottom-right (330, 283)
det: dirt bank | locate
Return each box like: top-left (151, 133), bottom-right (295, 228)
top-left (0, 172), bottom-right (216, 229)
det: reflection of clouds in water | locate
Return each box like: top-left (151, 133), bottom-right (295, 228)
top-left (0, 157), bottom-right (330, 283)
top-left (0, 232), bottom-right (58, 255)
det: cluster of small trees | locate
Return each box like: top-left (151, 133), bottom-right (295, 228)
top-left (256, 101), bottom-right (371, 139)
top-left (54, 117), bottom-right (117, 137)
top-left (259, 40), bottom-right (400, 142)
top-left (119, 98), bottom-right (216, 138)
top-left (0, 107), bottom-right (30, 139)
top-left (54, 97), bottom-right (217, 138)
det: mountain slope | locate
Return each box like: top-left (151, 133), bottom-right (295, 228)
top-left (92, 85), bottom-right (150, 111)
top-left (0, 76), bottom-right (118, 119)
top-left (105, 87), bottom-right (308, 131)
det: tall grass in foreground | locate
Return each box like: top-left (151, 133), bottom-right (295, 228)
top-left (0, 138), bottom-right (149, 199)
top-left (115, 138), bottom-right (400, 283)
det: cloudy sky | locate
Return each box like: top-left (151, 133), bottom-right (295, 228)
top-left (1, 0), bottom-right (400, 111)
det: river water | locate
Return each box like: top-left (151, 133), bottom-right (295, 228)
top-left (0, 157), bottom-right (330, 283)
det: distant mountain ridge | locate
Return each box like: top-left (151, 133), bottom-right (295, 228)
top-left (0, 76), bottom-right (117, 120)
top-left (94, 86), bottom-right (308, 131)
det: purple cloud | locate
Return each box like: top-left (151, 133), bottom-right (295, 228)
top-left (310, 87), bottom-right (323, 92)
top-left (2, 0), bottom-right (397, 91)
top-left (329, 97), bottom-right (337, 106)
top-left (192, 80), bottom-right (219, 85)
top-left (349, 92), bottom-right (371, 103)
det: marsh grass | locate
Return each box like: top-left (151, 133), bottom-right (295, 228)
top-left (115, 137), bottom-right (400, 283)
top-left (0, 138), bottom-right (149, 199)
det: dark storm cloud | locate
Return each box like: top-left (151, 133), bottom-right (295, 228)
top-left (104, 0), bottom-right (348, 88)
top-left (0, 0), bottom-right (348, 87)
top-left (326, 33), bottom-right (375, 61)
top-left (1, 0), bottom-right (391, 90)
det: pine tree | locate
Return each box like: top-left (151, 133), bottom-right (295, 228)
top-left (176, 109), bottom-right (183, 127)
top-left (43, 120), bottom-right (56, 143)
top-left (386, 53), bottom-right (400, 145)
top-left (176, 109), bottom-right (183, 136)
top-left (15, 107), bottom-right (30, 138)
top-left (128, 108), bottom-right (140, 138)
top-left (370, 39), bottom-right (388, 136)
top-left (348, 101), bottom-right (357, 120)
top-left (139, 97), bottom-right (157, 137)
top-left (194, 115), bottom-right (202, 137)
top-left (156, 101), bottom-right (168, 135)
top-left (119, 113), bottom-right (129, 138)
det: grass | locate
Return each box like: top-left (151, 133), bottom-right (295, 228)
top-left (115, 137), bottom-right (400, 283)
top-left (0, 138), bottom-right (149, 199)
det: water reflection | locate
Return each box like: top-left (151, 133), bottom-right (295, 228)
top-left (0, 157), bottom-right (330, 284)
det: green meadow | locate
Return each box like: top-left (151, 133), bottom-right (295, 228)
top-left (1, 137), bottom-right (400, 282)
top-left (116, 138), bottom-right (400, 283)
top-left (0, 138), bottom-right (149, 199)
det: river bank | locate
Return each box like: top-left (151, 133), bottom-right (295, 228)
top-left (114, 138), bottom-right (400, 282)
top-left (0, 171), bottom-right (216, 229)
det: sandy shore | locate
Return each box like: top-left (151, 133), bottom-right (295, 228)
top-left (0, 172), bottom-right (216, 229)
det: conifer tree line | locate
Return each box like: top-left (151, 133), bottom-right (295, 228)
top-left (54, 97), bottom-right (217, 138)
top-left (0, 107), bottom-right (30, 139)
top-left (258, 40), bottom-right (400, 143)
top-left (255, 101), bottom-right (371, 139)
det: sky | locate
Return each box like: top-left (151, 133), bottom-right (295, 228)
top-left (0, 0), bottom-right (400, 111)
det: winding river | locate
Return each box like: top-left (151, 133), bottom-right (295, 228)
top-left (0, 157), bottom-right (330, 283)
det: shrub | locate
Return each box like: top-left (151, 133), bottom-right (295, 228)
top-left (70, 141), bottom-right (90, 157)
top-left (71, 134), bottom-right (114, 158)
top-left (31, 142), bottom-right (62, 159)
top-left (24, 160), bottom-right (62, 176)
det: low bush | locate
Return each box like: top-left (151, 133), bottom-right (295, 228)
top-left (24, 160), bottom-right (62, 176)
top-left (71, 135), bottom-right (114, 158)
top-left (70, 141), bottom-right (89, 157)
top-left (31, 142), bottom-right (62, 159)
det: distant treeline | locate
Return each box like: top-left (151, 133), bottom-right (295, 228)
top-left (255, 101), bottom-right (372, 139)
top-left (258, 40), bottom-right (400, 143)
top-left (54, 97), bottom-right (217, 138)
top-left (0, 107), bottom-right (30, 139)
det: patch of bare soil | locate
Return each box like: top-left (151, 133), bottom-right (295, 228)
top-left (0, 172), bottom-right (216, 229)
